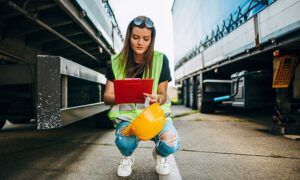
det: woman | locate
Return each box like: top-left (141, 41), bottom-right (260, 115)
top-left (104, 16), bottom-right (180, 177)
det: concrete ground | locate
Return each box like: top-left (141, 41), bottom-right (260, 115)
top-left (0, 105), bottom-right (299, 179)
top-left (172, 106), bottom-right (300, 179)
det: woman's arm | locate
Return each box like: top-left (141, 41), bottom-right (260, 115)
top-left (143, 80), bottom-right (168, 104)
top-left (103, 80), bottom-right (116, 105)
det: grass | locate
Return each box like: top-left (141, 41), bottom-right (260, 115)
top-left (171, 110), bottom-right (198, 118)
top-left (170, 98), bottom-right (182, 105)
top-left (222, 119), bottom-right (248, 122)
top-left (190, 118), bottom-right (248, 122)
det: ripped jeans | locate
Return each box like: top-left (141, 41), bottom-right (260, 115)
top-left (115, 119), bottom-right (180, 157)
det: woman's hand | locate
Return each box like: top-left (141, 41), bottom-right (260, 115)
top-left (143, 93), bottom-right (162, 104)
top-left (103, 80), bottom-right (116, 105)
top-left (143, 80), bottom-right (168, 105)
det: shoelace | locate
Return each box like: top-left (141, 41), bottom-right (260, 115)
top-left (120, 157), bottom-right (132, 167)
top-left (158, 157), bottom-right (168, 165)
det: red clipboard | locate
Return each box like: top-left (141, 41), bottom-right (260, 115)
top-left (114, 79), bottom-right (153, 104)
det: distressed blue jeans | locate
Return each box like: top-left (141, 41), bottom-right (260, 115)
top-left (115, 119), bottom-right (180, 157)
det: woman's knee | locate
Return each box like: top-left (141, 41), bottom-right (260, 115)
top-left (115, 135), bottom-right (138, 156)
top-left (160, 130), bottom-right (179, 146)
top-left (156, 130), bottom-right (180, 156)
top-left (115, 122), bottom-right (139, 156)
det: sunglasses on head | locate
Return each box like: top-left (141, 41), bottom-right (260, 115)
top-left (133, 17), bottom-right (154, 29)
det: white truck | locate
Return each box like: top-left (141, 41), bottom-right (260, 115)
top-left (172, 0), bottom-right (300, 133)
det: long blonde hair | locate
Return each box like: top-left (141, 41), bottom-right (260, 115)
top-left (118, 16), bottom-right (156, 78)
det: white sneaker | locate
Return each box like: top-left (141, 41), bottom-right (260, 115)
top-left (117, 156), bottom-right (134, 177)
top-left (152, 149), bottom-right (170, 175)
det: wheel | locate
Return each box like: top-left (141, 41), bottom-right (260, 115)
top-left (189, 77), bottom-right (197, 109)
top-left (0, 120), bottom-right (6, 130)
top-left (93, 110), bottom-right (114, 129)
top-left (177, 83), bottom-right (183, 105)
top-left (183, 79), bottom-right (190, 107)
top-left (195, 77), bottom-right (201, 110)
top-left (182, 80), bottom-right (187, 106)
top-left (8, 119), bottom-right (31, 124)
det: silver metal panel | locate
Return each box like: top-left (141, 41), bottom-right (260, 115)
top-left (75, 0), bottom-right (113, 47)
top-left (113, 28), bottom-right (123, 52)
top-left (259, 0), bottom-right (300, 43)
top-left (232, 101), bottom-right (245, 107)
top-left (37, 55), bottom-right (107, 130)
top-left (175, 66), bottom-right (185, 80)
top-left (203, 79), bottom-right (232, 83)
top-left (61, 102), bottom-right (109, 126)
top-left (184, 53), bottom-right (203, 76)
top-left (203, 18), bottom-right (255, 68)
top-left (175, 52), bottom-right (203, 80)
top-left (55, 0), bottom-right (112, 55)
top-left (223, 19), bottom-right (256, 58)
top-left (59, 56), bottom-right (106, 84)
top-left (61, 75), bottom-right (68, 108)
top-left (203, 38), bottom-right (225, 67)
top-left (172, 0), bottom-right (241, 64)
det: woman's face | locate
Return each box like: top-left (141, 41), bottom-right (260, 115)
top-left (130, 27), bottom-right (152, 56)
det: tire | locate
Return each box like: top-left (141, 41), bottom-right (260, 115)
top-left (93, 110), bottom-right (114, 129)
top-left (182, 80), bottom-right (187, 106)
top-left (8, 119), bottom-right (31, 124)
top-left (183, 79), bottom-right (190, 107)
top-left (195, 77), bottom-right (201, 110)
top-left (189, 77), bottom-right (197, 109)
top-left (0, 120), bottom-right (6, 130)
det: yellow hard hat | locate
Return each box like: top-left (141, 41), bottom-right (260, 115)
top-left (121, 103), bottom-right (166, 141)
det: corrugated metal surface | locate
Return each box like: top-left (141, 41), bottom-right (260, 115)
top-left (75, 0), bottom-right (113, 47)
top-left (202, 18), bottom-right (255, 67)
top-left (258, 0), bottom-right (300, 43)
top-left (172, 0), bottom-right (241, 64)
top-left (172, 0), bottom-right (282, 69)
top-left (173, 0), bottom-right (300, 77)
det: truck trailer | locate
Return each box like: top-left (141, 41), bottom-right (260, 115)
top-left (0, 0), bottom-right (123, 130)
top-left (172, 0), bottom-right (300, 133)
